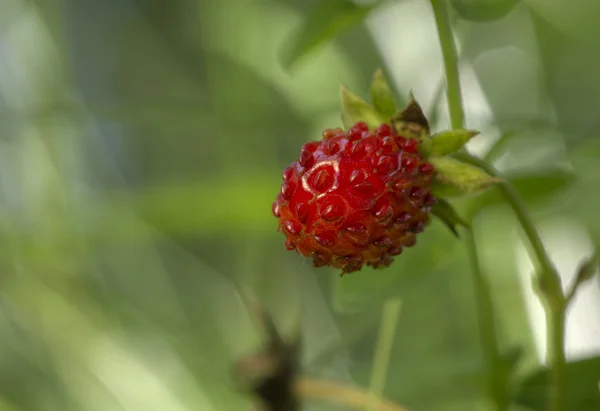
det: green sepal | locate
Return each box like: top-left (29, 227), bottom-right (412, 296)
top-left (370, 68), bottom-right (397, 118)
top-left (431, 198), bottom-right (470, 237)
top-left (392, 92), bottom-right (430, 141)
top-left (430, 156), bottom-right (502, 197)
top-left (429, 129), bottom-right (480, 156)
top-left (340, 84), bottom-right (387, 130)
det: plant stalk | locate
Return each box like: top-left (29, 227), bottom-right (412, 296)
top-left (295, 377), bottom-right (409, 411)
top-left (428, 1), bottom-right (567, 411)
top-left (465, 227), bottom-right (509, 411)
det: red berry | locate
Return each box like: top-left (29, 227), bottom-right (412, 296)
top-left (273, 122), bottom-right (435, 274)
top-left (419, 162), bottom-right (435, 174)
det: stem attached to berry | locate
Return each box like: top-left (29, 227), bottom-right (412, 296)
top-left (429, 2), bottom-right (566, 411)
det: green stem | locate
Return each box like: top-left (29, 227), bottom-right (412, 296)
top-left (465, 228), bottom-right (509, 411)
top-left (428, 2), bottom-right (566, 411)
top-left (367, 299), bottom-right (402, 411)
top-left (429, 2), bottom-right (506, 410)
top-left (430, 0), bottom-right (464, 130)
top-left (547, 305), bottom-right (567, 411)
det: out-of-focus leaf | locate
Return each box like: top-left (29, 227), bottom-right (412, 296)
top-left (514, 356), bottom-right (600, 411)
top-left (102, 175), bottom-right (279, 238)
top-left (465, 168), bottom-right (575, 215)
top-left (280, 0), bottom-right (381, 70)
top-left (370, 68), bottom-right (397, 119)
top-left (451, 0), bottom-right (520, 22)
top-left (341, 85), bottom-right (387, 129)
top-left (529, 9), bottom-right (600, 148)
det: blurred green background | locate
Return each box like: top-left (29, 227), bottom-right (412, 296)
top-left (1, 0), bottom-right (600, 410)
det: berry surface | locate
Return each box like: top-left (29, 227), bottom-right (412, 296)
top-left (272, 122), bottom-right (436, 274)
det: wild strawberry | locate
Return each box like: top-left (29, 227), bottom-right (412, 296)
top-left (272, 122), bottom-right (436, 274)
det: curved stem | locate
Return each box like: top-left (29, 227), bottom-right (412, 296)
top-left (455, 153), bottom-right (559, 281)
top-left (457, 151), bottom-right (566, 411)
top-left (428, 2), bottom-right (566, 411)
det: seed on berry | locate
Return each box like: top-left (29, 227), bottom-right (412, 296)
top-left (284, 219), bottom-right (302, 236)
top-left (320, 196), bottom-right (345, 220)
top-left (419, 162), bottom-right (435, 174)
top-left (272, 201), bottom-right (281, 217)
top-left (403, 139), bottom-right (419, 153)
top-left (375, 155), bottom-right (396, 175)
top-left (374, 236), bottom-right (392, 248)
top-left (281, 180), bottom-right (296, 200)
top-left (372, 198), bottom-right (393, 219)
top-left (403, 233), bottom-right (417, 247)
top-left (409, 221), bottom-right (425, 233)
top-left (324, 139), bottom-right (340, 155)
top-left (402, 156), bottom-right (419, 171)
top-left (315, 231), bottom-right (336, 248)
top-left (313, 250), bottom-right (330, 267)
top-left (296, 202), bottom-right (310, 224)
top-left (299, 149), bottom-right (315, 168)
top-left (376, 124), bottom-right (392, 137)
top-left (388, 244), bottom-right (403, 256)
top-left (283, 166), bottom-right (295, 181)
top-left (395, 212), bottom-right (412, 224)
top-left (306, 165), bottom-right (335, 193)
top-left (285, 239), bottom-right (296, 251)
top-left (349, 169), bottom-right (366, 185)
top-left (411, 187), bottom-right (429, 199)
top-left (423, 193), bottom-right (437, 207)
top-left (355, 122), bottom-right (369, 132)
top-left (380, 136), bottom-right (399, 153)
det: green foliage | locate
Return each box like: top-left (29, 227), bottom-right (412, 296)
top-left (450, 0), bottom-right (520, 22)
top-left (280, 0), bottom-right (381, 70)
top-left (514, 356), bottom-right (600, 411)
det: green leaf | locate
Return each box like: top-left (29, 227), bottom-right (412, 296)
top-left (431, 198), bottom-right (470, 237)
top-left (430, 157), bottom-right (502, 197)
top-left (465, 168), bottom-right (575, 215)
top-left (370, 68), bottom-right (397, 118)
top-left (392, 93), bottom-right (430, 140)
top-left (429, 129), bottom-right (480, 156)
top-left (514, 356), bottom-right (600, 411)
top-left (341, 84), bottom-right (387, 129)
top-left (280, 0), bottom-right (380, 70)
top-left (450, 0), bottom-right (520, 22)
